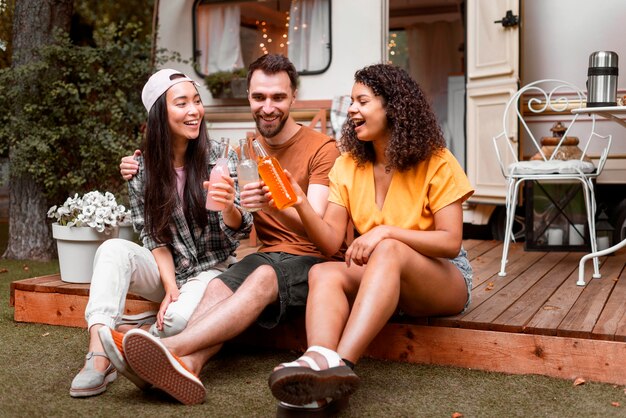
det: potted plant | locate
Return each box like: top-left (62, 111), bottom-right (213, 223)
top-left (47, 191), bottom-right (131, 283)
top-left (205, 68), bottom-right (248, 99)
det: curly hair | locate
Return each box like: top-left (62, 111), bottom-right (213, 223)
top-left (341, 64), bottom-right (446, 171)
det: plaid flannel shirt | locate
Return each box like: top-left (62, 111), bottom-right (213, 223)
top-left (128, 141), bottom-right (253, 287)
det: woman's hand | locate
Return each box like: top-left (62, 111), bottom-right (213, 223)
top-left (120, 149), bottom-right (141, 180)
top-left (261, 169), bottom-right (304, 211)
top-left (345, 225), bottom-right (390, 267)
top-left (204, 174), bottom-right (237, 211)
top-left (156, 287), bottom-right (180, 331)
top-left (281, 170), bottom-right (305, 206)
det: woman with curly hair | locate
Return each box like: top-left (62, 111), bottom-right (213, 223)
top-left (267, 64), bottom-right (474, 415)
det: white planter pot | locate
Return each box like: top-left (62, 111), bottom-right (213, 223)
top-left (118, 224), bottom-right (136, 242)
top-left (52, 223), bottom-right (118, 284)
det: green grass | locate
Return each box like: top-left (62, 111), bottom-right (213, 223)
top-left (1, 256), bottom-right (625, 416)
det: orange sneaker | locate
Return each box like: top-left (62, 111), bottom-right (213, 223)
top-left (98, 327), bottom-right (151, 390)
top-left (123, 328), bottom-right (206, 405)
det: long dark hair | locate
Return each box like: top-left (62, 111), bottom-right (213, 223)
top-left (142, 92), bottom-right (209, 243)
top-left (341, 64), bottom-right (446, 171)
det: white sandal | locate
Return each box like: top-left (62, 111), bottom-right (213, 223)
top-left (269, 346), bottom-right (359, 405)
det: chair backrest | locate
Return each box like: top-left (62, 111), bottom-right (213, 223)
top-left (330, 95), bottom-right (351, 138)
top-left (492, 79), bottom-right (612, 177)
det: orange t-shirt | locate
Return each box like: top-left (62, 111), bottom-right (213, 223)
top-left (253, 125), bottom-right (341, 259)
top-left (328, 148), bottom-right (474, 234)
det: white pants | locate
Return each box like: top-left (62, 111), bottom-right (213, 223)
top-left (85, 238), bottom-right (234, 338)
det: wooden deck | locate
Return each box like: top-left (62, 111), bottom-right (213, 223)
top-left (9, 239), bottom-right (626, 385)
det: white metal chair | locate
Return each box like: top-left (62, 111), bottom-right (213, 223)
top-left (493, 79), bottom-right (612, 280)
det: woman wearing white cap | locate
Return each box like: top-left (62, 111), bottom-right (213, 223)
top-left (70, 69), bottom-right (253, 398)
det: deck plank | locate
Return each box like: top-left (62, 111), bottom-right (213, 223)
top-left (557, 255), bottom-right (623, 339)
top-left (460, 238), bottom-right (482, 253)
top-left (457, 252), bottom-right (563, 331)
top-left (433, 249), bottom-right (544, 328)
top-left (492, 252), bottom-right (579, 333)
top-left (524, 266), bottom-right (587, 336)
top-left (469, 241), bottom-right (526, 288)
top-left (10, 274), bottom-right (60, 305)
top-left (592, 261), bottom-right (626, 341)
top-left (466, 239), bottom-right (500, 260)
top-left (605, 259), bottom-right (626, 342)
top-left (365, 323), bottom-right (626, 386)
top-left (13, 289), bottom-right (158, 327)
top-left (11, 274), bottom-right (68, 293)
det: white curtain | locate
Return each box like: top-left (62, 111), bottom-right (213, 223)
top-left (288, 0), bottom-right (330, 72)
top-left (197, 4), bottom-right (244, 74)
top-left (405, 21), bottom-right (463, 124)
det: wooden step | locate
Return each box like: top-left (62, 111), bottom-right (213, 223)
top-left (9, 237), bottom-right (260, 328)
top-left (10, 274), bottom-right (159, 328)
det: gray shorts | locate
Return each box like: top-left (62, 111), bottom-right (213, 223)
top-left (217, 252), bottom-right (326, 329)
top-left (449, 247), bottom-right (473, 313)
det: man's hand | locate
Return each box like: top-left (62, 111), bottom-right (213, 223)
top-left (240, 180), bottom-right (270, 212)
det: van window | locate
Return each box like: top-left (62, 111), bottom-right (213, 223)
top-left (193, 0), bottom-right (331, 77)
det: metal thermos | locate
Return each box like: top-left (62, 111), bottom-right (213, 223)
top-left (586, 51), bottom-right (618, 107)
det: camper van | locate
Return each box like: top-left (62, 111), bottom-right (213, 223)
top-left (155, 0), bottom-right (626, 244)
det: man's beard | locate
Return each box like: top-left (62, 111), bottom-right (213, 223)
top-left (254, 112), bottom-right (287, 138)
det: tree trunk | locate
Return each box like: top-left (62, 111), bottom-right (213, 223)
top-left (3, 0), bottom-right (73, 260)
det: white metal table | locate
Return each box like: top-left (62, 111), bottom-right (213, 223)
top-left (572, 106), bottom-right (626, 285)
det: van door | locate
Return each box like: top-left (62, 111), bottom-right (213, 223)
top-left (465, 0), bottom-right (520, 205)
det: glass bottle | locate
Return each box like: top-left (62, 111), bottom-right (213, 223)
top-left (252, 139), bottom-right (297, 210)
top-left (236, 138), bottom-right (260, 212)
top-left (206, 138), bottom-right (230, 211)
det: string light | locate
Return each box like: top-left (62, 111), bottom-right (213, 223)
top-left (388, 33), bottom-right (398, 61)
top-left (257, 7), bottom-right (290, 54)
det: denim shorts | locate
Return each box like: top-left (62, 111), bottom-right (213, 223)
top-left (449, 247), bottom-right (473, 313)
top-left (217, 252), bottom-right (326, 329)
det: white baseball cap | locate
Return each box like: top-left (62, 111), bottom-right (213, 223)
top-left (141, 69), bottom-right (199, 113)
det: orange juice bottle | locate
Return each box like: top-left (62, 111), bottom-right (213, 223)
top-left (251, 140), bottom-right (297, 210)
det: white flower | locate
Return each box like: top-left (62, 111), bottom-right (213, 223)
top-left (47, 190), bottom-right (131, 235)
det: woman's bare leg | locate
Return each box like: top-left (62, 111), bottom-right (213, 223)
top-left (300, 238), bottom-right (467, 365)
top-left (304, 261), bottom-right (363, 352)
top-left (336, 238), bottom-right (467, 363)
